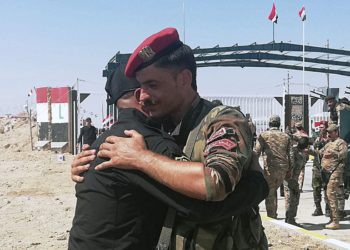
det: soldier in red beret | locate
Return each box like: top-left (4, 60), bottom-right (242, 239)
top-left (72, 27), bottom-right (269, 249)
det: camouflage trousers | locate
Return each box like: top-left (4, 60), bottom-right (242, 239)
top-left (312, 167), bottom-right (325, 204)
top-left (283, 178), bottom-right (301, 219)
top-left (264, 166), bottom-right (288, 218)
top-left (326, 170), bottom-right (344, 222)
top-left (298, 164), bottom-right (306, 191)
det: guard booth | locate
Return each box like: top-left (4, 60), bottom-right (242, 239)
top-left (284, 94), bottom-right (309, 132)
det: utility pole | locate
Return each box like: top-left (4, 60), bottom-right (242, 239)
top-left (75, 78), bottom-right (86, 153)
top-left (326, 40), bottom-right (330, 92)
top-left (26, 99), bottom-right (33, 151)
top-left (283, 71), bottom-right (292, 95)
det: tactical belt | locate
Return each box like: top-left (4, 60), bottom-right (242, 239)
top-left (156, 207), bottom-right (177, 250)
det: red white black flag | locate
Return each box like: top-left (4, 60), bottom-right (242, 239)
top-left (299, 6), bottom-right (306, 21)
top-left (268, 3), bottom-right (278, 23)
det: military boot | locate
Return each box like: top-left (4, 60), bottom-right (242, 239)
top-left (325, 221), bottom-right (340, 230)
top-left (325, 204), bottom-right (330, 217)
top-left (312, 203), bottom-right (323, 216)
top-left (338, 210), bottom-right (346, 219)
top-left (285, 217), bottom-right (301, 227)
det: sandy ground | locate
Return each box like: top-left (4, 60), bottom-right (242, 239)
top-left (0, 118), bottom-right (336, 249)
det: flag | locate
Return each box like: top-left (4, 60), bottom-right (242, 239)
top-left (299, 6), bottom-right (306, 21)
top-left (268, 3), bottom-right (278, 23)
top-left (28, 89), bottom-right (33, 97)
top-left (102, 113), bottom-right (114, 129)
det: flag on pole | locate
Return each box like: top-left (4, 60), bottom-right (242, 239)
top-left (268, 3), bottom-right (278, 23)
top-left (299, 6), bottom-right (306, 21)
top-left (28, 89), bottom-right (33, 97)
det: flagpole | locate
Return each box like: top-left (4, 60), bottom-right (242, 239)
top-left (273, 23), bottom-right (275, 42)
top-left (302, 19), bottom-right (305, 125)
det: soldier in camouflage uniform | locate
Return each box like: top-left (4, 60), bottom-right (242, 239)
top-left (284, 136), bottom-right (309, 226)
top-left (310, 121), bottom-right (329, 216)
top-left (325, 95), bottom-right (350, 218)
top-left (255, 115), bottom-right (293, 219)
top-left (320, 124), bottom-right (348, 230)
top-left (72, 28), bottom-right (268, 249)
top-left (293, 122), bottom-right (309, 192)
top-left (325, 95), bottom-right (350, 125)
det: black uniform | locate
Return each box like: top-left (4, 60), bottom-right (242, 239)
top-left (69, 108), bottom-right (183, 250)
top-left (78, 125), bottom-right (97, 146)
top-left (69, 108), bottom-right (268, 250)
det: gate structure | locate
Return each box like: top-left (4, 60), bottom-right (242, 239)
top-left (103, 41), bottom-right (350, 134)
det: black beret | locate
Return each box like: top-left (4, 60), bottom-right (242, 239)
top-left (105, 64), bottom-right (140, 105)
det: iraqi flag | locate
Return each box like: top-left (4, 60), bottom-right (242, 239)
top-left (268, 3), bottom-right (278, 23)
top-left (299, 6), bottom-right (306, 21)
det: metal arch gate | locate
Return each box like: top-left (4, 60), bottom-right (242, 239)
top-left (102, 42), bottom-right (350, 134)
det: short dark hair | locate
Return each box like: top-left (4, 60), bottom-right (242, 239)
top-left (212, 99), bottom-right (223, 107)
top-left (325, 95), bottom-right (335, 102)
top-left (86, 117), bottom-right (92, 122)
top-left (153, 44), bottom-right (197, 91)
top-left (269, 120), bottom-right (280, 128)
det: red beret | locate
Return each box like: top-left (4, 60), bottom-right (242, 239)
top-left (125, 27), bottom-right (183, 77)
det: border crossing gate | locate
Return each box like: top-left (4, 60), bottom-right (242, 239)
top-left (205, 95), bottom-right (326, 135)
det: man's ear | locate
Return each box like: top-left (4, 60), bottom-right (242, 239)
top-left (178, 69), bottom-right (192, 87)
top-left (134, 88), bottom-right (141, 103)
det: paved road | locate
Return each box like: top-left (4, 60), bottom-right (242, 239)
top-left (259, 161), bottom-right (350, 244)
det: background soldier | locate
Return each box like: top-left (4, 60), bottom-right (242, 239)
top-left (310, 121), bottom-right (329, 216)
top-left (293, 122), bottom-right (309, 193)
top-left (77, 117), bottom-right (97, 148)
top-left (284, 136), bottom-right (309, 226)
top-left (256, 115), bottom-right (293, 219)
top-left (320, 124), bottom-right (348, 229)
top-left (325, 95), bottom-right (350, 125)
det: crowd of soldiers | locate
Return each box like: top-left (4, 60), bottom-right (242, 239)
top-left (256, 95), bottom-right (350, 230)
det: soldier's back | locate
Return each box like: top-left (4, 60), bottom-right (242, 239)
top-left (260, 129), bottom-right (290, 166)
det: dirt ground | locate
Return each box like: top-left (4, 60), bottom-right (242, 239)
top-left (0, 118), bottom-right (336, 249)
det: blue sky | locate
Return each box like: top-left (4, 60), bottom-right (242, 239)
top-left (1, 1), bottom-right (349, 126)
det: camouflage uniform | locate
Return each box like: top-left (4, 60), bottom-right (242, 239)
top-left (327, 100), bottom-right (350, 218)
top-left (255, 118), bottom-right (293, 219)
top-left (310, 135), bottom-right (329, 215)
top-left (329, 102), bottom-right (350, 125)
top-left (321, 132), bottom-right (347, 228)
top-left (171, 97), bottom-right (268, 249)
top-left (292, 125), bottom-right (309, 192)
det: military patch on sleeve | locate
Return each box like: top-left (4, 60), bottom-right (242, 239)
top-left (207, 127), bottom-right (236, 144)
top-left (204, 139), bottom-right (237, 157)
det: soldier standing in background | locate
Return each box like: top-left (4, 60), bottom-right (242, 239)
top-left (325, 95), bottom-right (350, 125)
top-left (325, 95), bottom-right (350, 218)
top-left (256, 115), bottom-right (293, 219)
top-left (320, 124), bottom-right (348, 229)
top-left (284, 136), bottom-right (309, 226)
top-left (310, 121), bottom-right (329, 216)
top-left (293, 122), bottom-right (309, 192)
top-left (77, 117), bottom-right (97, 148)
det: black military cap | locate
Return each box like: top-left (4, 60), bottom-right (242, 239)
top-left (105, 64), bottom-right (140, 105)
top-left (324, 95), bottom-right (335, 102)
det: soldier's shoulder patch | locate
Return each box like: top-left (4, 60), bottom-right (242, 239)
top-left (204, 139), bottom-right (237, 157)
top-left (207, 127), bottom-right (236, 144)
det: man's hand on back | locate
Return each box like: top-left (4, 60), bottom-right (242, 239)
top-left (96, 130), bottom-right (147, 171)
top-left (71, 144), bottom-right (96, 182)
